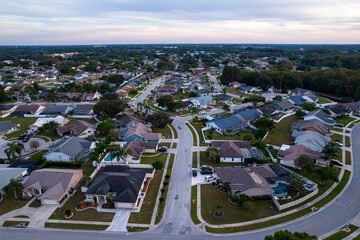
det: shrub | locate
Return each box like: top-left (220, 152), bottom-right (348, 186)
top-left (65, 209), bottom-right (71, 216)
top-left (161, 188), bottom-right (165, 194)
top-left (165, 174), bottom-right (170, 179)
top-left (159, 197), bottom-right (164, 202)
top-left (163, 181), bottom-right (169, 186)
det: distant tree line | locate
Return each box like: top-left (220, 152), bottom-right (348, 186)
top-left (220, 66), bottom-right (360, 101)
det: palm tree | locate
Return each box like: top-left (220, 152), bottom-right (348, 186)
top-left (111, 147), bottom-right (132, 164)
top-left (206, 147), bottom-right (220, 163)
top-left (7, 179), bottom-right (24, 199)
top-left (43, 121), bottom-right (59, 135)
top-left (252, 138), bottom-right (267, 152)
top-left (137, 102), bottom-right (144, 112)
top-left (144, 105), bottom-right (151, 114)
top-left (190, 107), bottom-right (200, 119)
top-left (222, 104), bottom-right (230, 112)
top-left (4, 141), bottom-right (25, 162)
top-left (222, 88), bottom-right (228, 94)
top-left (322, 142), bottom-right (340, 165)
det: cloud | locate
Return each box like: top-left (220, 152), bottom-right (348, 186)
top-left (0, 0), bottom-right (359, 44)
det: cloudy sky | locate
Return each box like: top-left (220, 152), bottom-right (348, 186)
top-left (1, 0), bottom-right (360, 45)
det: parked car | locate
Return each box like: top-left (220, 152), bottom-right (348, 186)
top-left (334, 123), bottom-right (344, 128)
top-left (200, 169), bottom-right (213, 175)
top-left (331, 159), bottom-right (343, 167)
top-left (158, 146), bottom-right (167, 152)
top-left (205, 175), bottom-right (216, 182)
top-left (200, 165), bottom-right (213, 171)
top-left (192, 168), bottom-right (197, 177)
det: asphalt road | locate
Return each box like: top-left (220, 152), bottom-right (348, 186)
top-left (129, 77), bottom-right (163, 108)
top-left (2, 86), bottom-right (360, 239)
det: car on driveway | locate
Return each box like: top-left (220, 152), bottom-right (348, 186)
top-left (200, 169), bottom-right (213, 175)
top-left (158, 146), bottom-right (167, 152)
top-left (205, 175), bottom-right (216, 182)
top-left (331, 159), bottom-right (343, 167)
top-left (192, 168), bottom-right (197, 177)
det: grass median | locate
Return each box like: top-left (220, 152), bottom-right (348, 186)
top-left (45, 222), bottom-right (108, 230)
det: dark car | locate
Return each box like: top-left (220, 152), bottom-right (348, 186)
top-left (331, 159), bottom-right (343, 167)
top-left (158, 146), bottom-right (167, 152)
top-left (200, 169), bottom-right (213, 175)
top-left (192, 168), bottom-right (197, 177)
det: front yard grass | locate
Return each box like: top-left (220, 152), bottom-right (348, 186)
top-left (128, 170), bottom-right (163, 224)
top-left (204, 129), bottom-right (255, 141)
top-left (0, 195), bottom-right (28, 216)
top-left (140, 153), bottom-right (167, 165)
top-left (0, 117), bottom-right (36, 139)
top-left (152, 125), bottom-right (172, 139)
top-left (331, 133), bottom-right (343, 144)
top-left (346, 151), bottom-right (351, 165)
top-left (169, 124), bottom-right (178, 139)
top-left (193, 152), bottom-right (197, 168)
top-left (49, 189), bottom-right (114, 222)
top-left (3, 221), bottom-right (29, 227)
top-left (45, 222), bottom-right (108, 230)
top-left (324, 224), bottom-right (359, 240)
top-left (155, 154), bottom-right (174, 224)
top-left (345, 136), bottom-right (350, 147)
top-left (127, 226), bottom-right (149, 232)
top-left (191, 186), bottom-right (201, 225)
top-left (186, 122), bottom-right (197, 146)
top-left (336, 117), bottom-right (355, 127)
top-left (189, 122), bottom-right (209, 146)
top-left (264, 115), bottom-right (297, 146)
top-left (201, 184), bottom-right (279, 225)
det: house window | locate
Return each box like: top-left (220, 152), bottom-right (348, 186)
top-left (232, 158), bottom-right (234, 161)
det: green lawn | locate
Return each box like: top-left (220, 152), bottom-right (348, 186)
top-left (314, 170), bottom-right (351, 208)
top-left (264, 115), bottom-right (297, 146)
top-left (336, 117), bottom-right (355, 127)
top-left (27, 150), bottom-right (46, 160)
top-left (49, 188), bottom-right (114, 222)
top-left (189, 122), bottom-right (209, 146)
top-left (317, 95), bottom-right (332, 104)
top-left (169, 124), bottom-right (178, 139)
top-left (127, 226), bottom-right (149, 232)
top-left (0, 117), bottom-right (36, 139)
top-left (346, 151), bottom-right (351, 165)
top-left (332, 128), bottom-right (344, 133)
top-left (191, 186), bottom-right (201, 225)
top-left (152, 125), bottom-right (172, 139)
top-left (193, 152), bottom-right (197, 168)
top-left (324, 224), bottom-right (359, 240)
top-left (155, 154), bottom-right (175, 224)
top-left (354, 233), bottom-right (360, 240)
top-left (346, 136), bottom-right (350, 147)
top-left (0, 195), bottom-right (28, 216)
top-left (128, 170), bottom-right (163, 224)
top-left (140, 153), bottom-right (167, 165)
top-left (3, 221), bottom-right (29, 227)
top-left (45, 222), bottom-right (108, 230)
top-left (331, 134), bottom-right (343, 144)
top-left (186, 122), bottom-right (197, 146)
top-left (201, 184), bottom-right (279, 225)
top-left (204, 129), bottom-right (255, 141)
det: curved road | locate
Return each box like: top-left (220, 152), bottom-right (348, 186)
top-left (2, 85), bottom-right (360, 239)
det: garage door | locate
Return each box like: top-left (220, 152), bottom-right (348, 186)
top-left (42, 199), bottom-right (59, 205)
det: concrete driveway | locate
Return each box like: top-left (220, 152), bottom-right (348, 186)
top-left (0, 137), bottom-right (46, 159)
top-left (191, 173), bottom-right (216, 186)
top-left (105, 209), bottom-right (132, 232)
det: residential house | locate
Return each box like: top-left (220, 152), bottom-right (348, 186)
top-left (115, 114), bottom-right (144, 128)
top-left (291, 119), bottom-right (331, 136)
top-left (123, 123), bottom-right (162, 143)
top-left (10, 85), bottom-right (27, 92)
top-left (215, 164), bottom-right (290, 197)
top-left (328, 105), bottom-right (349, 117)
top-left (30, 116), bottom-right (68, 128)
top-left (0, 167), bottom-right (28, 194)
top-left (229, 81), bottom-right (242, 89)
top-left (12, 104), bottom-right (45, 116)
top-left (214, 94), bottom-right (233, 105)
top-left (239, 85), bottom-right (261, 93)
top-left (211, 141), bottom-right (266, 163)
top-left (83, 92), bottom-right (102, 101)
top-left (273, 100), bottom-right (295, 111)
top-left (124, 138), bottom-right (158, 162)
top-left (232, 109), bottom-right (263, 123)
top-left (0, 104), bottom-right (17, 118)
top-left (278, 145), bottom-right (323, 168)
top-left (288, 95), bottom-right (307, 105)
top-left (8, 159), bottom-right (40, 173)
top-left (337, 102), bottom-right (360, 114)
top-left (57, 120), bottom-right (96, 138)
top-left (85, 166), bottom-right (146, 209)
top-left (301, 93), bottom-right (318, 103)
top-left (258, 106), bottom-right (278, 116)
top-left (73, 104), bottom-right (94, 115)
top-left (160, 84), bottom-right (178, 91)
top-left (23, 169), bottom-right (83, 204)
top-left (43, 137), bottom-right (95, 162)
top-left (290, 88), bottom-right (312, 96)
top-left (292, 131), bottom-right (331, 152)
top-left (0, 120), bottom-right (17, 137)
top-left (304, 110), bottom-right (335, 126)
top-left (196, 88), bottom-right (217, 97)
top-left (189, 96), bottom-right (214, 109)
top-left (41, 105), bottom-right (73, 115)
top-left (206, 115), bottom-right (248, 135)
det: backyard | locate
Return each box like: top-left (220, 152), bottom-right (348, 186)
top-left (204, 129), bottom-right (255, 141)
top-left (140, 153), bottom-right (168, 165)
top-left (264, 115), bottom-right (297, 146)
top-left (151, 125), bottom-right (172, 139)
top-left (336, 117), bottom-right (355, 127)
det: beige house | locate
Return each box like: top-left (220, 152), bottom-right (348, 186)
top-left (23, 169), bottom-right (83, 204)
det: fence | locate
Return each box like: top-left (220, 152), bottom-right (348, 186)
top-left (272, 188), bottom-right (319, 211)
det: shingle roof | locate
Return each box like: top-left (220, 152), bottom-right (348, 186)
top-left (124, 123), bottom-right (161, 141)
top-left (0, 120), bottom-right (16, 133)
top-left (305, 110), bottom-right (335, 125)
top-left (274, 100), bottom-right (295, 109)
top-left (45, 137), bottom-right (93, 158)
top-left (293, 131), bottom-right (330, 150)
top-left (288, 95), bottom-right (307, 105)
top-left (57, 120), bottom-right (95, 137)
top-left (233, 109), bottom-right (262, 122)
top-left (14, 104), bottom-right (41, 113)
top-left (124, 138), bottom-right (158, 160)
top-left (86, 167), bottom-right (146, 203)
top-left (292, 119), bottom-right (331, 135)
top-left (41, 105), bottom-right (72, 114)
top-left (278, 145), bottom-right (323, 161)
top-left (73, 104), bottom-right (94, 114)
top-left (210, 115), bottom-right (246, 130)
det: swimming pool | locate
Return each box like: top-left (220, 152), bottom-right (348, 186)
top-left (272, 183), bottom-right (288, 195)
top-left (104, 154), bottom-right (114, 162)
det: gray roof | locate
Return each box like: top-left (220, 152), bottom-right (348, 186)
top-left (0, 168), bottom-right (27, 189)
top-left (274, 100), bottom-right (295, 109)
top-left (45, 137), bottom-right (93, 158)
top-left (293, 131), bottom-right (330, 150)
top-left (73, 104), bottom-right (94, 114)
top-left (210, 115), bottom-right (246, 130)
top-left (233, 109), bottom-right (262, 122)
top-left (292, 119), bottom-right (331, 135)
top-left (41, 105), bottom-right (72, 114)
top-left (86, 167), bottom-right (146, 203)
top-left (305, 110), bottom-right (335, 125)
top-left (0, 120), bottom-right (16, 133)
top-left (0, 104), bottom-right (16, 111)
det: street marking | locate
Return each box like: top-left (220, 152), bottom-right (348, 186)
top-left (303, 189), bottom-right (360, 232)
